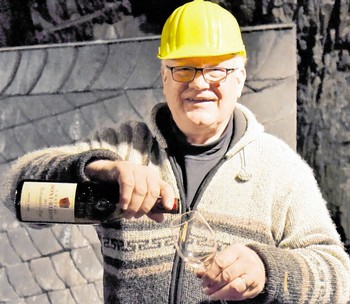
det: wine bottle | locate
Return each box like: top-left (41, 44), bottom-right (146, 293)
top-left (15, 180), bottom-right (179, 224)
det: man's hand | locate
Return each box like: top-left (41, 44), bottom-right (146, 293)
top-left (198, 244), bottom-right (266, 301)
top-left (85, 159), bottom-right (175, 222)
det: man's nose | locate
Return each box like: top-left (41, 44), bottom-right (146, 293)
top-left (188, 70), bottom-right (210, 89)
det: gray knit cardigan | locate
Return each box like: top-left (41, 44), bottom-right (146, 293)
top-left (3, 103), bottom-right (350, 303)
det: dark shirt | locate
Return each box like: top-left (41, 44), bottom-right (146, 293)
top-left (165, 108), bottom-right (247, 208)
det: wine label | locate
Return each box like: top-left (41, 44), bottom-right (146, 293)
top-left (19, 181), bottom-right (77, 223)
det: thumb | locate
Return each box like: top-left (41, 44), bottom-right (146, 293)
top-left (159, 180), bottom-right (177, 211)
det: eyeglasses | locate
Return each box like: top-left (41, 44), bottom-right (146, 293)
top-left (166, 65), bottom-right (237, 83)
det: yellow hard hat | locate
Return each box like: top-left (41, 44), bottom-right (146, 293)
top-left (158, 0), bottom-right (246, 59)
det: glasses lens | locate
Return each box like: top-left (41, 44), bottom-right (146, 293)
top-left (172, 67), bottom-right (195, 82)
top-left (203, 68), bottom-right (227, 83)
top-left (170, 67), bottom-right (229, 83)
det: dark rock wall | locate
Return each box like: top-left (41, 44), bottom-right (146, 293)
top-left (294, 1), bottom-right (350, 248)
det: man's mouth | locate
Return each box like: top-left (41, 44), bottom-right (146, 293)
top-left (186, 98), bottom-right (215, 102)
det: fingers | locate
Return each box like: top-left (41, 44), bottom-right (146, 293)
top-left (207, 275), bottom-right (259, 301)
top-left (119, 169), bottom-right (157, 216)
top-left (114, 161), bottom-right (175, 220)
top-left (205, 276), bottom-right (246, 301)
top-left (201, 246), bottom-right (240, 285)
top-left (159, 180), bottom-right (177, 210)
top-left (118, 168), bottom-right (158, 217)
top-left (85, 159), bottom-right (175, 221)
top-left (201, 244), bottom-right (266, 301)
top-left (202, 253), bottom-right (244, 296)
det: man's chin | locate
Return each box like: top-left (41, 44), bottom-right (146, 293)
top-left (186, 115), bottom-right (217, 128)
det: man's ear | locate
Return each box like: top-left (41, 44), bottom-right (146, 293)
top-left (235, 68), bottom-right (246, 97)
top-left (161, 62), bottom-right (168, 83)
top-left (161, 62), bottom-right (169, 96)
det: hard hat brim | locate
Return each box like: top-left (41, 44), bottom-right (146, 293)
top-left (158, 45), bottom-right (246, 60)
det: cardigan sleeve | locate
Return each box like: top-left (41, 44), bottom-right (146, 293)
top-left (1, 121), bottom-right (155, 214)
top-left (248, 154), bottom-right (350, 304)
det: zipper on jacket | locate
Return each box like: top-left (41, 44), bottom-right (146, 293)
top-left (168, 151), bottom-right (228, 303)
top-left (189, 155), bottom-right (227, 211)
top-left (167, 152), bottom-right (188, 304)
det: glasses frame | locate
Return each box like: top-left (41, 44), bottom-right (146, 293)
top-left (166, 65), bottom-right (237, 84)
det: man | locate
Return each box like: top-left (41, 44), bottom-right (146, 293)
top-left (3, 0), bottom-right (350, 303)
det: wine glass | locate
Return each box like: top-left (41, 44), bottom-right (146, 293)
top-left (171, 210), bottom-right (227, 304)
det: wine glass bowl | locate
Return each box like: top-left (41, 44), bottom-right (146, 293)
top-left (171, 210), bottom-right (228, 304)
top-left (171, 210), bottom-right (217, 270)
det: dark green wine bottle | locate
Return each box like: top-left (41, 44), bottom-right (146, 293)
top-left (15, 180), bottom-right (179, 224)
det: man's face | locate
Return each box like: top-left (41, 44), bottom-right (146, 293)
top-left (162, 54), bottom-right (246, 144)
